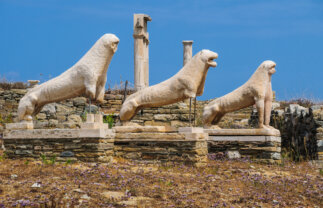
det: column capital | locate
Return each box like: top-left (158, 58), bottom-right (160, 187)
top-left (182, 40), bottom-right (193, 45)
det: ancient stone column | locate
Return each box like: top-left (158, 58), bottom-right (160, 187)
top-left (182, 40), bottom-right (193, 66)
top-left (183, 40), bottom-right (194, 125)
top-left (133, 14), bottom-right (151, 91)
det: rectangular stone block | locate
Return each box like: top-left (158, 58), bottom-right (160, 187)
top-left (115, 132), bottom-right (186, 141)
top-left (205, 128), bottom-right (281, 137)
top-left (114, 125), bottom-right (166, 133)
top-left (178, 127), bottom-right (204, 134)
top-left (80, 122), bottom-right (106, 129)
top-left (78, 128), bottom-right (115, 138)
top-left (6, 122), bottom-right (33, 130)
top-left (184, 133), bottom-right (208, 140)
top-left (208, 136), bottom-right (281, 142)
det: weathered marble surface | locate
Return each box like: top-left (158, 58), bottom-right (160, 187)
top-left (17, 34), bottom-right (119, 122)
top-left (204, 128), bottom-right (280, 137)
top-left (182, 40), bottom-right (193, 66)
top-left (80, 114), bottom-right (110, 130)
top-left (133, 14), bottom-right (151, 91)
top-left (114, 125), bottom-right (166, 133)
top-left (6, 122), bottom-right (33, 130)
top-left (203, 60), bottom-right (276, 130)
top-left (120, 50), bottom-right (218, 121)
top-left (4, 128), bottom-right (114, 139)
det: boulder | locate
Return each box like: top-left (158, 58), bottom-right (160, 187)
top-left (288, 104), bottom-right (309, 116)
top-left (73, 97), bottom-right (87, 107)
top-left (68, 115), bottom-right (82, 123)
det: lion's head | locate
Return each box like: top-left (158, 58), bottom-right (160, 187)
top-left (262, 60), bottom-right (276, 75)
top-left (101, 34), bottom-right (120, 53)
top-left (199, 49), bottom-right (218, 68)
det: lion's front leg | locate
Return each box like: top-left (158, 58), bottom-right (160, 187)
top-left (95, 76), bottom-right (107, 103)
top-left (84, 77), bottom-right (96, 100)
top-left (119, 99), bottom-right (139, 121)
top-left (264, 82), bottom-right (273, 127)
top-left (18, 95), bottom-right (37, 122)
top-left (255, 97), bottom-right (267, 129)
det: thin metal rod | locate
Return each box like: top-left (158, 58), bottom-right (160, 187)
top-left (89, 97), bottom-right (91, 113)
top-left (122, 80), bottom-right (128, 104)
top-left (193, 97), bottom-right (196, 126)
top-left (189, 98), bottom-right (192, 126)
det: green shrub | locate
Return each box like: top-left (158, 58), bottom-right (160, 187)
top-left (103, 114), bottom-right (114, 129)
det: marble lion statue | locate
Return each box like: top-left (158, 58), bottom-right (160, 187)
top-left (119, 49), bottom-right (218, 122)
top-left (18, 33), bottom-right (120, 122)
top-left (203, 60), bottom-right (277, 130)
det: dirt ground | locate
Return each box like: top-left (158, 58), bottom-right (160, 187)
top-left (0, 156), bottom-right (322, 208)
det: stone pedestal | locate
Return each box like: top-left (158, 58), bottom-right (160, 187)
top-left (133, 14), bottom-right (151, 91)
top-left (3, 128), bottom-right (115, 162)
top-left (204, 128), bottom-right (280, 136)
top-left (114, 125), bottom-right (166, 133)
top-left (6, 122), bottom-right (34, 130)
top-left (81, 114), bottom-right (109, 129)
top-left (205, 128), bottom-right (281, 163)
top-left (178, 127), bottom-right (203, 133)
top-left (114, 127), bottom-right (208, 167)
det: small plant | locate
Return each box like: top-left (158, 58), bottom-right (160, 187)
top-left (3, 113), bottom-right (13, 123)
top-left (49, 155), bottom-right (56, 165)
top-left (24, 160), bottom-right (29, 165)
top-left (65, 159), bottom-right (72, 165)
top-left (0, 153), bottom-right (7, 161)
top-left (40, 154), bottom-right (56, 165)
top-left (103, 114), bottom-right (114, 129)
top-left (40, 154), bottom-right (49, 165)
top-left (320, 169), bottom-right (323, 176)
top-left (81, 111), bottom-right (87, 122)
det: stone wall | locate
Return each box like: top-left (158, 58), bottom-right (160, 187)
top-left (3, 129), bottom-right (115, 162)
top-left (3, 127), bottom-right (280, 165)
top-left (208, 137), bottom-right (281, 163)
top-left (114, 130), bottom-right (208, 167)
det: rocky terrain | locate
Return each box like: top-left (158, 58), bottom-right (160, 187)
top-left (0, 156), bottom-right (322, 207)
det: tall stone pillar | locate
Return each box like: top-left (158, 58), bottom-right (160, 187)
top-left (133, 14), bottom-right (151, 91)
top-left (182, 40), bottom-right (193, 66)
top-left (183, 40), bottom-right (194, 125)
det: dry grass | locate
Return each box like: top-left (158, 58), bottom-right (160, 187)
top-left (279, 98), bottom-right (323, 109)
top-left (0, 156), bottom-right (322, 208)
top-left (0, 77), bottom-right (28, 90)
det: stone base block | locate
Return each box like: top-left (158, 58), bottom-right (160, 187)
top-left (178, 127), bottom-right (204, 133)
top-left (80, 122), bottom-right (109, 129)
top-left (208, 135), bottom-right (281, 162)
top-left (204, 128), bottom-right (281, 137)
top-left (114, 125), bottom-right (166, 133)
top-left (318, 152), bottom-right (323, 160)
top-left (3, 128), bottom-right (115, 162)
top-left (80, 114), bottom-right (107, 129)
top-left (115, 131), bottom-right (208, 166)
top-left (6, 122), bottom-right (33, 130)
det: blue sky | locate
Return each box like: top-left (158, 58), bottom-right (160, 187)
top-left (1, 0), bottom-right (322, 101)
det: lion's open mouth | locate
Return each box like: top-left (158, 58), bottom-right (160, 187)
top-left (207, 56), bottom-right (218, 67)
top-left (111, 41), bottom-right (119, 53)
